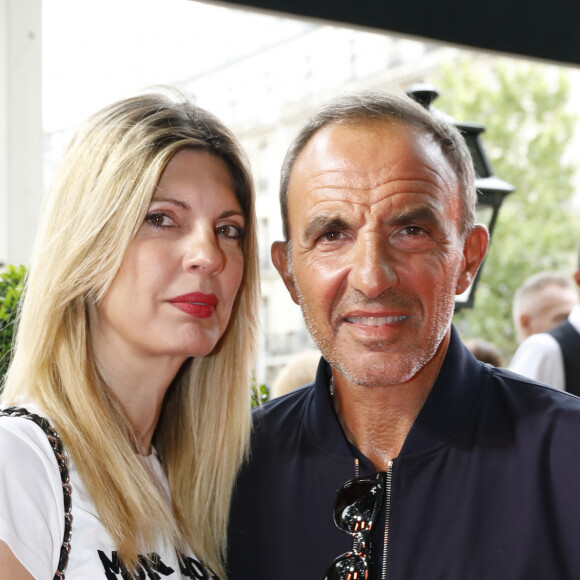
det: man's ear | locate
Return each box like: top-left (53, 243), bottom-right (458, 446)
top-left (520, 313), bottom-right (531, 333)
top-left (573, 269), bottom-right (580, 288)
top-left (456, 225), bottom-right (489, 295)
top-left (271, 241), bottom-right (299, 304)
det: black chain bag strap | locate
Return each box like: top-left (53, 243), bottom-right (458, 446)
top-left (0, 406), bottom-right (73, 579)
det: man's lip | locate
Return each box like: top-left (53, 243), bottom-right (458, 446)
top-left (170, 292), bottom-right (218, 306)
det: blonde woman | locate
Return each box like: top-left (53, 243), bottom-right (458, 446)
top-left (0, 87), bottom-right (259, 579)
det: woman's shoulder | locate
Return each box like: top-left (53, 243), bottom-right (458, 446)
top-left (0, 406), bottom-right (61, 477)
top-left (0, 407), bottom-right (65, 578)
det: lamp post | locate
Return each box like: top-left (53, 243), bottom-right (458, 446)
top-left (407, 83), bottom-right (515, 310)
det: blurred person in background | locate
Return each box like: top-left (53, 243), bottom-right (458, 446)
top-left (464, 337), bottom-right (504, 367)
top-left (512, 271), bottom-right (577, 344)
top-left (510, 264), bottom-right (580, 393)
top-left (270, 350), bottom-right (321, 399)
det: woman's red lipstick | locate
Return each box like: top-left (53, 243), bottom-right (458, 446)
top-left (170, 292), bottom-right (218, 319)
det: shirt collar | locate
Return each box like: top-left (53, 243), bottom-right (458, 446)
top-left (307, 326), bottom-right (487, 461)
top-left (567, 303), bottom-right (580, 333)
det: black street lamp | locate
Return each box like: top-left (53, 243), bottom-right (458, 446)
top-left (407, 83), bottom-right (515, 310)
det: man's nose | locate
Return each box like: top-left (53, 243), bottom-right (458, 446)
top-left (348, 234), bottom-right (398, 298)
top-left (182, 227), bottom-right (225, 275)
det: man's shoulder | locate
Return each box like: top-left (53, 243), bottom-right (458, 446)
top-left (241, 384), bottom-right (323, 481)
top-left (487, 365), bottom-right (580, 416)
top-left (252, 382), bottom-right (315, 430)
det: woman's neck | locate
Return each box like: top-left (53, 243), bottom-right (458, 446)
top-left (90, 323), bottom-right (187, 454)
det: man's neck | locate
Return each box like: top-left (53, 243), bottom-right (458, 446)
top-left (331, 344), bottom-right (447, 472)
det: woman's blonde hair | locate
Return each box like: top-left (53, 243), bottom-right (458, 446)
top-left (2, 87), bottom-right (259, 577)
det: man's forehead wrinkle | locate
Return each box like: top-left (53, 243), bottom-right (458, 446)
top-left (302, 179), bottom-right (450, 212)
top-left (305, 158), bottom-right (453, 195)
top-left (306, 164), bottom-right (364, 190)
top-left (298, 138), bottom-right (455, 194)
top-left (420, 157), bottom-right (457, 192)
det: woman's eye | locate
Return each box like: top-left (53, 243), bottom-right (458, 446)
top-left (216, 224), bottom-right (243, 239)
top-left (145, 212), bottom-right (172, 228)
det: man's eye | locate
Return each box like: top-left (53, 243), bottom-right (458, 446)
top-left (320, 231), bottom-right (344, 242)
top-left (217, 224), bottom-right (243, 239)
top-left (145, 212), bottom-right (172, 228)
top-left (400, 225), bottom-right (426, 236)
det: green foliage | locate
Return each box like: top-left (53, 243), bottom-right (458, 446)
top-left (0, 265), bottom-right (27, 384)
top-left (251, 379), bottom-right (270, 407)
top-left (435, 58), bottom-right (579, 358)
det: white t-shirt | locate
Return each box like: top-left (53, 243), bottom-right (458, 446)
top-left (0, 414), bottom-right (215, 580)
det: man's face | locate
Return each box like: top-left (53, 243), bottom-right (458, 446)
top-left (272, 120), bottom-right (487, 387)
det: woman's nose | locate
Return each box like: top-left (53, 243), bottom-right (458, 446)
top-left (182, 227), bottom-right (225, 275)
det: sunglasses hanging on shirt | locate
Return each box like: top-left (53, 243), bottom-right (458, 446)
top-left (325, 471), bottom-right (386, 580)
